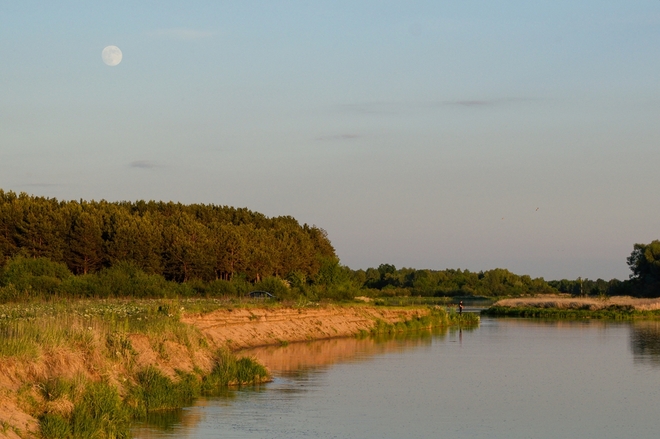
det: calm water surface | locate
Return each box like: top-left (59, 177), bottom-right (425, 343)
top-left (134, 318), bottom-right (660, 439)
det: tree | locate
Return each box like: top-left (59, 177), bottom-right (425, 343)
top-left (66, 207), bottom-right (104, 275)
top-left (627, 240), bottom-right (660, 297)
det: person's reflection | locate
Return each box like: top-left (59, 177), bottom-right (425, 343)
top-left (459, 328), bottom-right (462, 346)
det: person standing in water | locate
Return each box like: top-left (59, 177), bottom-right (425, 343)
top-left (458, 301), bottom-right (464, 315)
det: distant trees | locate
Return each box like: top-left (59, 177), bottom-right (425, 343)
top-left (354, 264), bottom-right (554, 297)
top-left (0, 190), bottom-right (336, 284)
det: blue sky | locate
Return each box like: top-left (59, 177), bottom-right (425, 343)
top-left (2, 1), bottom-right (659, 280)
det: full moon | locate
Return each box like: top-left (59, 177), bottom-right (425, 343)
top-left (102, 45), bottom-right (122, 66)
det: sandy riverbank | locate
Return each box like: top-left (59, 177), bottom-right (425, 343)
top-left (183, 305), bottom-right (430, 350)
top-left (0, 304), bottom-right (434, 438)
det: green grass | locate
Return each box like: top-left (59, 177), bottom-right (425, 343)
top-left (127, 368), bottom-right (201, 418)
top-left (370, 296), bottom-right (495, 307)
top-left (0, 298), bottom-right (272, 438)
top-left (202, 349), bottom-right (270, 392)
top-left (482, 305), bottom-right (660, 320)
top-left (35, 350), bottom-right (270, 439)
top-left (368, 307), bottom-right (480, 336)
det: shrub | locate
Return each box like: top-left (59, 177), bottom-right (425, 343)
top-left (0, 256), bottom-right (71, 298)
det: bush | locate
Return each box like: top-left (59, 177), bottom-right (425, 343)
top-left (0, 256), bottom-right (72, 298)
top-left (253, 277), bottom-right (291, 299)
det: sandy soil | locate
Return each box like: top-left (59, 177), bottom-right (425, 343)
top-left (183, 305), bottom-right (428, 350)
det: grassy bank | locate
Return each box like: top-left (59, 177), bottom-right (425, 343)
top-left (0, 298), bottom-right (269, 439)
top-left (483, 296), bottom-right (660, 320)
top-left (0, 299), bottom-right (474, 438)
top-left (365, 307), bottom-right (480, 336)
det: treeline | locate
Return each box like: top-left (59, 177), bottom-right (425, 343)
top-left (0, 190), bottom-right (335, 283)
top-left (2, 189), bottom-right (657, 301)
top-left (347, 264), bottom-right (555, 297)
top-left (547, 278), bottom-right (625, 297)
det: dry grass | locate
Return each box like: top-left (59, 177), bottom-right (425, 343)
top-left (494, 295), bottom-right (660, 311)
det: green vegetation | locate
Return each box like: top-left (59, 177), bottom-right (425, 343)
top-left (350, 264), bottom-right (554, 298)
top-left (368, 307), bottom-right (480, 336)
top-left (2, 189), bottom-right (659, 303)
top-left (0, 298), bottom-right (270, 439)
top-left (627, 240), bottom-right (660, 297)
top-left (483, 305), bottom-right (660, 320)
top-left (0, 190), bottom-right (334, 283)
top-left (34, 356), bottom-right (268, 439)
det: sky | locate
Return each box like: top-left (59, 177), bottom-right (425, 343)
top-left (1, 1), bottom-right (659, 281)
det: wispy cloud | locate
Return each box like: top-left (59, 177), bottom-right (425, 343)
top-left (146, 28), bottom-right (214, 41)
top-left (130, 160), bottom-right (158, 169)
top-left (443, 98), bottom-right (537, 107)
top-left (316, 134), bottom-right (361, 141)
top-left (338, 98), bottom-right (538, 114)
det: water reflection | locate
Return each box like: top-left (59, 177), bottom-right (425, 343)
top-left (134, 318), bottom-right (660, 439)
top-left (244, 326), bottom-right (456, 375)
top-left (134, 326), bottom-right (472, 436)
top-left (630, 321), bottom-right (660, 367)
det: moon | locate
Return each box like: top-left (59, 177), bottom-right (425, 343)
top-left (102, 45), bottom-right (122, 66)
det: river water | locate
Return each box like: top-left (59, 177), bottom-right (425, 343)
top-left (134, 317), bottom-right (660, 439)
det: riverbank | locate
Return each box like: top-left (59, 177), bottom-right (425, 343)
top-left (0, 300), bottom-right (471, 438)
top-left (483, 296), bottom-right (660, 319)
top-left (183, 305), bottom-right (451, 350)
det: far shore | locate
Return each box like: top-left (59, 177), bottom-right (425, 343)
top-left (483, 295), bottom-right (660, 319)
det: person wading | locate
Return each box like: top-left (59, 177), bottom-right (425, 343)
top-left (458, 301), bottom-right (464, 315)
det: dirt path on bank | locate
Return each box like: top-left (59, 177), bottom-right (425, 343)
top-left (183, 305), bottom-right (429, 350)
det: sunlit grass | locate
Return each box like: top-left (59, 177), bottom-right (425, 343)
top-left (484, 296), bottom-right (660, 319)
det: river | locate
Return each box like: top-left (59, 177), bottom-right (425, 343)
top-left (134, 317), bottom-right (660, 439)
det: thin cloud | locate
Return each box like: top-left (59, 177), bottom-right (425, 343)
top-left (338, 98), bottom-right (538, 114)
top-left (130, 160), bottom-right (158, 169)
top-left (442, 98), bottom-right (538, 107)
top-left (146, 28), bottom-right (215, 41)
top-left (447, 100), bottom-right (491, 107)
top-left (316, 134), bottom-right (361, 141)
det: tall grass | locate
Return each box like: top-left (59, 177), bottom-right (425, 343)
top-left (0, 298), bottom-right (271, 438)
top-left (202, 349), bottom-right (270, 392)
top-left (34, 350), bottom-right (270, 439)
top-left (127, 368), bottom-right (201, 418)
top-left (368, 307), bottom-right (479, 336)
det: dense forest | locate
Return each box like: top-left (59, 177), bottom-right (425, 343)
top-left (0, 190), bottom-right (335, 283)
top-left (0, 190), bottom-right (657, 301)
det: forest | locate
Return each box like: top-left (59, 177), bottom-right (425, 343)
top-left (0, 190), bottom-right (657, 301)
top-left (0, 190), bottom-right (335, 282)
